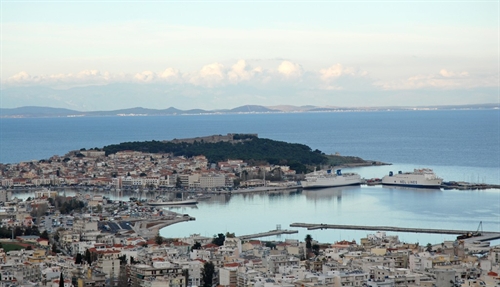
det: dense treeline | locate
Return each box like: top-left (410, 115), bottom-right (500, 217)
top-left (0, 225), bottom-right (40, 239)
top-left (103, 137), bottom-right (328, 173)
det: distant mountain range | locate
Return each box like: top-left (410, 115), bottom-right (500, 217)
top-left (0, 103), bottom-right (498, 118)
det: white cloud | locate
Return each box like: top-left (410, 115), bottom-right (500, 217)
top-left (319, 64), bottom-right (366, 81)
top-left (228, 60), bottom-right (252, 83)
top-left (8, 71), bottom-right (33, 82)
top-left (4, 64), bottom-right (496, 95)
top-left (6, 69), bottom-right (115, 86)
top-left (187, 62), bottom-right (226, 87)
top-left (159, 68), bottom-right (181, 82)
top-left (439, 69), bottom-right (469, 78)
top-left (377, 69), bottom-right (496, 90)
top-left (319, 64), bottom-right (344, 80)
top-left (317, 64), bottom-right (370, 90)
top-left (277, 61), bottom-right (303, 78)
top-left (134, 71), bottom-right (156, 82)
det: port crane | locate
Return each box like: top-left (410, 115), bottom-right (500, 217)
top-left (456, 221), bottom-right (482, 240)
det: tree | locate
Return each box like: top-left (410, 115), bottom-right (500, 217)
top-left (426, 243), bottom-right (433, 252)
top-left (85, 249), bottom-right (92, 265)
top-left (212, 233), bottom-right (225, 246)
top-left (118, 255), bottom-right (127, 265)
top-left (312, 244), bottom-right (320, 256)
top-left (305, 234), bottom-right (313, 259)
top-left (116, 265), bottom-right (128, 287)
top-left (155, 233), bottom-right (164, 245)
top-left (202, 261), bottom-right (215, 287)
top-left (265, 242), bottom-right (276, 249)
top-left (183, 269), bottom-right (189, 287)
top-left (305, 234), bottom-right (313, 249)
top-left (75, 253), bottom-right (83, 264)
top-left (14, 226), bottom-right (23, 237)
top-left (59, 272), bottom-right (64, 287)
top-left (191, 242), bottom-right (202, 251)
top-left (40, 230), bottom-right (49, 240)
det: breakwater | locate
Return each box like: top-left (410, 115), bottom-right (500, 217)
top-left (290, 223), bottom-right (500, 242)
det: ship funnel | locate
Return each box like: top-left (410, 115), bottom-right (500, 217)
top-left (389, 171), bottom-right (393, 176)
top-left (327, 169), bottom-right (331, 174)
top-left (336, 169), bottom-right (342, 176)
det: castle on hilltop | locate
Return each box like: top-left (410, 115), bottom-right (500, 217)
top-left (165, 133), bottom-right (258, 144)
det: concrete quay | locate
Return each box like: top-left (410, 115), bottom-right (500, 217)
top-left (132, 214), bottom-right (195, 238)
top-left (290, 223), bottom-right (500, 242)
top-left (239, 229), bottom-right (298, 240)
top-left (213, 185), bottom-right (301, 195)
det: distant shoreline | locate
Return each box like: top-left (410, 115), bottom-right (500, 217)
top-left (0, 104), bottom-right (498, 119)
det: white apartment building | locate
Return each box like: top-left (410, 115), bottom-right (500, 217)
top-left (199, 173), bottom-right (227, 189)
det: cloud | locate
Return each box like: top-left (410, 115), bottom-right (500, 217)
top-left (317, 64), bottom-right (370, 90)
top-left (159, 68), bottom-right (181, 82)
top-left (8, 71), bottom-right (33, 82)
top-left (439, 69), bottom-right (468, 78)
top-left (187, 62), bottom-right (226, 87)
top-left (6, 70), bottom-right (116, 87)
top-left (319, 63), bottom-right (366, 80)
top-left (228, 60), bottom-right (249, 82)
top-left (277, 61), bottom-right (303, 78)
top-left (377, 69), bottom-right (496, 90)
top-left (134, 71), bottom-right (156, 82)
top-left (4, 63), bottom-right (496, 95)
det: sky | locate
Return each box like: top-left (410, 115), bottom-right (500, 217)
top-left (1, 1), bottom-right (498, 111)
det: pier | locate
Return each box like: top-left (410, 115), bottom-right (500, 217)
top-left (290, 223), bottom-right (500, 242)
top-left (239, 229), bottom-right (298, 240)
top-left (131, 213), bottom-right (195, 238)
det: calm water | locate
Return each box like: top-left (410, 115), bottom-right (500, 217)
top-left (1, 110), bottom-right (499, 243)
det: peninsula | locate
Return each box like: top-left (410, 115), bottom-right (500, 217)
top-left (0, 133), bottom-right (385, 190)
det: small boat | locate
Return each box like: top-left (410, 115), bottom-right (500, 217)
top-left (196, 193), bottom-right (212, 200)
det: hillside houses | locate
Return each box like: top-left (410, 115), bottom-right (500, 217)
top-left (0, 150), bottom-right (297, 191)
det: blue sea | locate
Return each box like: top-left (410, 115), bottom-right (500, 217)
top-left (1, 110), bottom-right (499, 244)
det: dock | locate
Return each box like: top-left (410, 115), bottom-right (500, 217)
top-left (132, 214), bottom-right (195, 238)
top-left (239, 229), bottom-right (298, 240)
top-left (290, 223), bottom-right (500, 242)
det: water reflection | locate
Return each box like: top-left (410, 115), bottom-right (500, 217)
top-left (381, 185), bottom-right (442, 193)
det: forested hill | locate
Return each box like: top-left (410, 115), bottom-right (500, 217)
top-left (102, 137), bottom-right (327, 173)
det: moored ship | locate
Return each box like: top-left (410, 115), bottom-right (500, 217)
top-left (300, 169), bottom-right (361, 189)
top-left (147, 198), bottom-right (198, 206)
top-left (381, 168), bottom-right (443, 188)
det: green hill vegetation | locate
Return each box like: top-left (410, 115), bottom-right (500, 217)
top-left (102, 135), bottom-right (376, 173)
top-left (103, 136), bottom-right (326, 173)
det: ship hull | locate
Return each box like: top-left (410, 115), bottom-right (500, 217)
top-left (147, 199), bottom-right (198, 206)
top-left (300, 171), bottom-right (361, 189)
top-left (381, 182), bottom-right (442, 189)
top-left (381, 169), bottom-right (443, 188)
top-left (301, 181), bottom-right (361, 189)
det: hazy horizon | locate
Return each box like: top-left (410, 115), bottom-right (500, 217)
top-left (1, 1), bottom-right (498, 111)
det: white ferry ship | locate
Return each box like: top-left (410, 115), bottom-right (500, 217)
top-left (381, 168), bottom-right (443, 188)
top-left (300, 169), bottom-right (361, 189)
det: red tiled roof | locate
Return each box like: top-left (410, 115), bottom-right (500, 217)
top-left (203, 243), bottom-right (219, 249)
